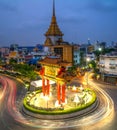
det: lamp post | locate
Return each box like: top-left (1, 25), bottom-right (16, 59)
top-left (45, 96), bottom-right (49, 109)
top-left (73, 94), bottom-right (80, 107)
top-left (86, 57), bottom-right (90, 86)
top-left (99, 48), bottom-right (104, 81)
top-left (98, 47), bottom-right (102, 52)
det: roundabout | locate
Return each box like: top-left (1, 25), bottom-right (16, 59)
top-left (23, 86), bottom-right (97, 119)
top-left (22, 57), bottom-right (97, 119)
top-left (0, 75), bottom-right (114, 130)
top-left (21, 80), bottom-right (114, 129)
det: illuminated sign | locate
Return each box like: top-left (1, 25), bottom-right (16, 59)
top-left (45, 66), bottom-right (58, 78)
top-left (9, 52), bottom-right (17, 58)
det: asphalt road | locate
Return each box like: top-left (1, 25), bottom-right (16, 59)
top-left (0, 75), bottom-right (116, 130)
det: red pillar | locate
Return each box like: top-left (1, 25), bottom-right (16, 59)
top-left (41, 67), bottom-right (45, 96)
top-left (57, 82), bottom-right (61, 104)
top-left (42, 77), bottom-right (45, 96)
top-left (62, 84), bottom-right (66, 103)
top-left (47, 79), bottom-right (50, 95)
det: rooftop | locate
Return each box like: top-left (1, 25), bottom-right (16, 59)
top-left (39, 57), bottom-right (71, 67)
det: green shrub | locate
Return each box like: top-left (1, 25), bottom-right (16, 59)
top-left (23, 89), bottom-right (96, 115)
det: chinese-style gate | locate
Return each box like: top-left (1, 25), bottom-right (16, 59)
top-left (39, 57), bottom-right (71, 104)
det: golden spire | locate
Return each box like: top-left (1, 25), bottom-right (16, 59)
top-left (53, 0), bottom-right (55, 16)
top-left (45, 0), bottom-right (63, 36)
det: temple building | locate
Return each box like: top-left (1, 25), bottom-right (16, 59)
top-left (39, 56), bottom-right (73, 104)
top-left (44, 0), bottom-right (73, 65)
top-left (38, 0), bottom-right (75, 105)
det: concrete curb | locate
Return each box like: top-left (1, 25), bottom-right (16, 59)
top-left (22, 98), bottom-right (99, 120)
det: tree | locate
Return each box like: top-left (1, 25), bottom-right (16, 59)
top-left (12, 64), bottom-right (38, 81)
top-left (89, 60), bottom-right (99, 73)
top-left (94, 48), bottom-right (115, 61)
top-left (93, 50), bottom-right (101, 61)
top-left (67, 65), bottom-right (77, 76)
top-left (80, 52), bottom-right (86, 66)
top-left (9, 58), bottom-right (17, 64)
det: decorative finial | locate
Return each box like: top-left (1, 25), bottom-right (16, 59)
top-left (53, 0), bottom-right (55, 16)
top-left (45, 0), bottom-right (63, 36)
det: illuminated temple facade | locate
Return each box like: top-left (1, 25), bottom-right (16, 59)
top-left (39, 0), bottom-right (74, 104)
top-left (39, 57), bottom-right (73, 104)
top-left (44, 0), bottom-right (73, 64)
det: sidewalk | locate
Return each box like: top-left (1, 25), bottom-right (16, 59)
top-left (93, 78), bottom-right (117, 87)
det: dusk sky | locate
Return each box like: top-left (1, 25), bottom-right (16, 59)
top-left (0, 0), bottom-right (117, 47)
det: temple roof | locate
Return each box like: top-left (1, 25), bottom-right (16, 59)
top-left (44, 38), bottom-right (53, 46)
top-left (56, 71), bottom-right (74, 82)
top-left (39, 57), bottom-right (71, 67)
top-left (45, 0), bottom-right (63, 36)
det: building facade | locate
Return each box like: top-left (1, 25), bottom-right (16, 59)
top-left (99, 54), bottom-right (117, 84)
top-left (73, 45), bottom-right (80, 65)
top-left (44, 0), bottom-right (73, 65)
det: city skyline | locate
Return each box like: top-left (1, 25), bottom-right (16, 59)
top-left (0, 0), bottom-right (117, 47)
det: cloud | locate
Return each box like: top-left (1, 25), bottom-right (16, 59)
top-left (0, 0), bottom-right (117, 46)
top-left (87, 0), bottom-right (117, 13)
top-left (0, 1), bottom-right (17, 12)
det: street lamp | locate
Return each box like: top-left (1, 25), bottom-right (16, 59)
top-left (73, 94), bottom-right (80, 107)
top-left (99, 48), bottom-right (104, 81)
top-left (99, 47), bottom-right (102, 58)
top-left (45, 96), bottom-right (49, 109)
top-left (98, 47), bottom-right (102, 52)
top-left (80, 84), bottom-right (84, 91)
top-left (86, 57), bottom-right (90, 86)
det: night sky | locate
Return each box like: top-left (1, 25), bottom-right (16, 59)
top-left (0, 0), bottom-right (117, 47)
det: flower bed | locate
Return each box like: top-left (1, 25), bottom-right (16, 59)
top-left (23, 88), bottom-right (97, 115)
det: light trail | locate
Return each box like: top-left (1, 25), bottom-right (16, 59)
top-left (0, 75), bottom-right (115, 129)
top-left (0, 76), bottom-right (7, 100)
top-left (5, 77), bottom-right (29, 124)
